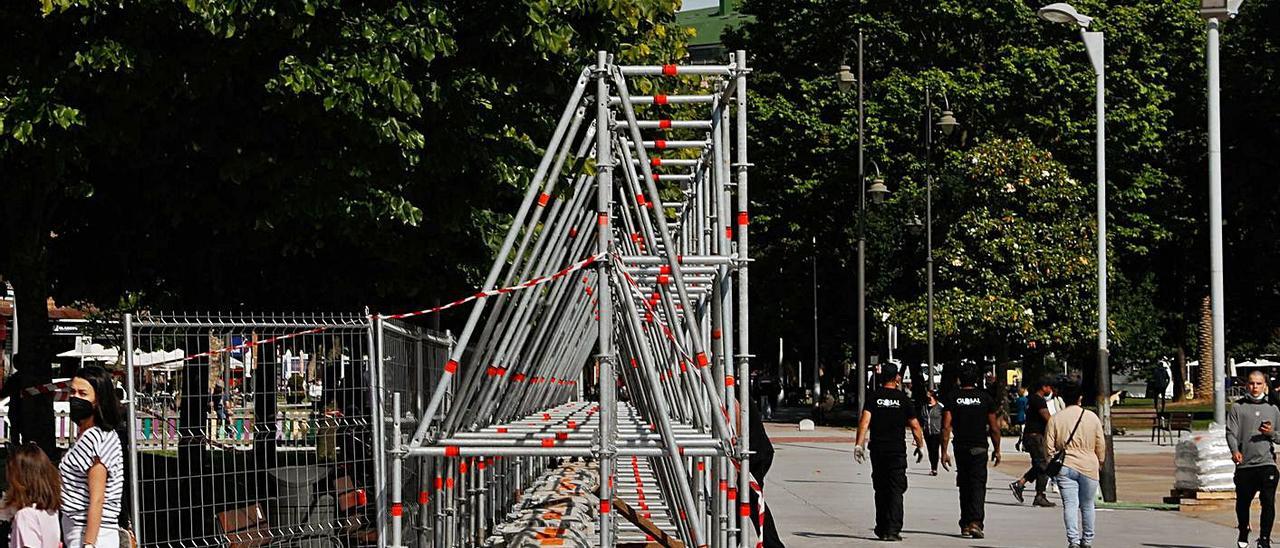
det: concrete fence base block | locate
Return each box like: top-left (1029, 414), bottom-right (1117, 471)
top-left (798, 419), bottom-right (815, 432)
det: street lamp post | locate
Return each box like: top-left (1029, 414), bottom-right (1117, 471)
top-left (922, 85), bottom-right (959, 393)
top-left (836, 29), bottom-right (888, 417)
top-left (1037, 1), bottom-right (1116, 503)
top-left (1200, 0), bottom-right (1243, 426)
top-left (813, 236), bottom-right (821, 401)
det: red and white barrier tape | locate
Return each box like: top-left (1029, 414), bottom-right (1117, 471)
top-left (20, 380), bottom-right (73, 401)
top-left (751, 477), bottom-right (767, 548)
top-left (100, 252), bottom-right (607, 370)
top-left (384, 253), bottom-right (604, 321)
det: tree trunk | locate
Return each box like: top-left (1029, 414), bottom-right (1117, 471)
top-left (1197, 294), bottom-right (1214, 402)
top-left (8, 223), bottom-right (57, 457)
top-left (2, 161), bottom-right (63, 458)
top-left (1174, 346), bottom-right (1186, 400)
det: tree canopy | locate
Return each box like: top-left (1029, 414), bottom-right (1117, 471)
top-left (0, 0), bottom-right (688, 453)
top-left (725, 0), bottom-right (1279, 380)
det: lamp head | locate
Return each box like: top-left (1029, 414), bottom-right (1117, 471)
top-left (937, 110), bottom-right (959, 136)
top-left (906, 216), bottom-right (924, 235)
top-left (1200, 0), bottom-right (1245, 19)
top-left (836, 65), bottom-right (856, 92)
top-left (1037, 3), bottom-right (1093, 28)
top-left (869, 178), bottom-right (889, 204)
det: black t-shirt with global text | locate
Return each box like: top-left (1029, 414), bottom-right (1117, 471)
top-left (868, 387), bottom-right (917, 455)
top-left (944, 387), bottom-right (997, 448)
top-left (1024, 393), bottom-right (1049, 435)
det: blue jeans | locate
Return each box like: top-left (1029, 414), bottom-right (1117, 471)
top-left (1055, 466), bottom-right (1098, 546)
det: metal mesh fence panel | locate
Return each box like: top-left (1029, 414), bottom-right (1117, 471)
top-left (124, 313), bottom-right (445, 548)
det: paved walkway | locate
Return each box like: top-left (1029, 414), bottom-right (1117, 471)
top-left (761, 425), bottom-right (1234, 547)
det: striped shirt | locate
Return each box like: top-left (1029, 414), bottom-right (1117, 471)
top-left (59, 426), bottom-right (124, 526)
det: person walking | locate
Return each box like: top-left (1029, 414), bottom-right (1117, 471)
top-left (1045, 383), bottom-right (1106, 548)
top-left (5, 443), bottom-right (63, 548)
top-left (940, 367), bottom-right (1002, 539)
top-left (1013, 387), bottom-right (1029, 452)
top-left (920, 391), bottom-right (944, 476)
top-left (748, 400), bottom-right (786, 548)
top-left (1227, 369), bottom-right (1280, 548)
top-left (854, 363), bottom-right (925, 542)
top-left (1010, 377), bottom-right (1056, 507)
top-left (60, 365), bottom-right (126, 548)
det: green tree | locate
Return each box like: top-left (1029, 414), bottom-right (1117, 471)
top-left (1, 0), bottom-right (687, 454)
top-left (886, 138), bottom-right (1095, 362)
top-left (724, 0), bottom-right (1218, 388)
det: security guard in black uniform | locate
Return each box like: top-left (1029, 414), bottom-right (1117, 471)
top-left (940, 366), bottom-right (1002, 539)
top-left (854, 363), bottom-right (924, 542)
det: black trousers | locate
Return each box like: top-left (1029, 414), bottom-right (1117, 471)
top-left (954, 445), bottom-right (988, 528)
top-left (871, 451), bottom-right (908, 536)
top-left (1236, 465), bottom-right (1279, 539)
top-left (1021, 433), bottom-right (1049, 495)
top-left (925, 433), bottom-right (942, 471)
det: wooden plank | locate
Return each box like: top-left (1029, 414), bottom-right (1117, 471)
top-left (613, 497), bottom-right (686, 548)
top-left (1169, 488), bottom-right (1235, 500)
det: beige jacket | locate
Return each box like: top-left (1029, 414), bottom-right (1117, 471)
top-left (1044, 405), bottom-right (1107, 480)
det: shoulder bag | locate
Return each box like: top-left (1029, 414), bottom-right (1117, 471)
top-left (1044, 408), bottom-right (1086, 477)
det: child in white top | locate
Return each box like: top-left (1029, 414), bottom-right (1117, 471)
top-left (5, 442), bottom-right (63, 548)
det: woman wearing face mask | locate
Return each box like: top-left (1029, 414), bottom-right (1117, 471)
top-left (60, 366), bottom-right (125, 548)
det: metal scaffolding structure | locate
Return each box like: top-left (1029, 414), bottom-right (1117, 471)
top-left (398, 51), bottom-right (755, 548)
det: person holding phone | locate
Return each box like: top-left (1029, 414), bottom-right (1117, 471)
top-left (1226, 369), bottom-right (1280, 548)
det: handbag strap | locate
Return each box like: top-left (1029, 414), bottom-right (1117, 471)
top-left (1061, 407), bottom-right (1086, 448)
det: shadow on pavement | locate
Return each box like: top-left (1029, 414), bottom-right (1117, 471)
top-left (784, 478), bottom-right (861, 485)
top-left (791, 531), bottom-right (876, 541)
top-left (900, 529), bottom-right (969, 539)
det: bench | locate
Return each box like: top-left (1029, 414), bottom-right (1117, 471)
top-left (1154, 412), bottom-right (1194, 446)
top-left (217, 503), bottom-right (270, 548)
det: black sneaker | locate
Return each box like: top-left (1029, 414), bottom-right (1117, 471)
top-left (1009, 481), bottom-right (1026, 503)
top-left (885, 533), bottom-right (903, 542)
top-left (1257, 538), bottom-right (1272, 548)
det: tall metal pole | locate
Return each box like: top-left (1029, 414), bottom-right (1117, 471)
top-left (812, 237), bottom-right (820, 400)
top-left (1207, 17), bottom-right (1227, 426)
top-left (123, 314), bottom-right (143, 548)
top-left (734, 48), bottom-right (752, 548)
top-left (856, 29), bottom-right (868, 417)
top-left (594, 50), bottom-right (617, 548)
top-left (1080, 28), bottom-right (1116, 503)
top-left (924, 85), bottom-right (936, 393)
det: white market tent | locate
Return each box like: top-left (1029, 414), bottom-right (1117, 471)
top-left (56, 337), bottom-right (120, 364)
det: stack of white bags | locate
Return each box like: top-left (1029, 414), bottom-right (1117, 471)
top-left (1174, 423), bottom-right (1235, 492)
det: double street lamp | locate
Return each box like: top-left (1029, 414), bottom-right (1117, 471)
top-left (920, 86), bottom-right (960, 392)
top-left (835, 30), bottom-right (884, 416)
top-left (1037, 1), bottom-right (1115, 502)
